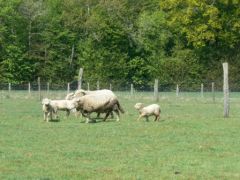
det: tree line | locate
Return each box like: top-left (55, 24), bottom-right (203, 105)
top-left (0, 0), bottom-right (239, 89)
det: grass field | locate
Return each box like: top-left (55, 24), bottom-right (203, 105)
top-left (1, 91), bottom-right (240, 179)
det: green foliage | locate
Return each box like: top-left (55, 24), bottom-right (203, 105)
top-left (0, 0), bottom-right (239, 87)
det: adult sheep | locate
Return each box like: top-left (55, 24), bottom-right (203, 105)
top-left (66, 89), bottom-right (119, 118)
top-left (75, 93), bottom-right (124, 123)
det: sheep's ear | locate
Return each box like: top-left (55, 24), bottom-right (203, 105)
top-left (80, 90), bottom-right (86, 95)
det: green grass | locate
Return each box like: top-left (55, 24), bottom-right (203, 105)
top-left (1, 91), bottom-right (240, 179)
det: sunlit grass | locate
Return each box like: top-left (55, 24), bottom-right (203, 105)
top-left (1, 91), bottom-right (240, 179)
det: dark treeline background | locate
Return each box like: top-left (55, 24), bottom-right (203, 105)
top-left (0, 0), bottom-right (239, 89)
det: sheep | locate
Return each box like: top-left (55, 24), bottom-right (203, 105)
top-left (66, 89), bottom-right (118, 119)
top-left (42, 98), bottom-right (54, 122)
top-left (134, 103), bottom-right (161, 122)
top-left (65, 92), bottom-right (75, 100)
top-left (75, 93), bottom-right (124, 123)
top-left (41, 98), bottom-right (78, 122)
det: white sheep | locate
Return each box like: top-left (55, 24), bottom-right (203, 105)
top-left (42, 98), bottom-right (54, 122)
top-left (66, 89), bottom-right (118, 119)
top-left (42, 98), bottom-right (78, 122)
top-left (75, 94), bottom-right (124, 123)
top-left (65, 92), bottom-right (75, 100)
top-left (134, 103), bottom-right (161, 122)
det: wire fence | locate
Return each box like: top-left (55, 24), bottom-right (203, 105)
top-left (0, 80), bottom-right (238, 101)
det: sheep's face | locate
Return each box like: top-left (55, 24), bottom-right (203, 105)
top-left (65, 93), bottom-right (74, 100)
top-left (134, 103), bottom-right (144, 110)
top-left (73, 97), bottom-right (84, 107)
top-left (73, 89), bottom-right (86, 98)
top-left (42, 98), bottom-right (50, 106)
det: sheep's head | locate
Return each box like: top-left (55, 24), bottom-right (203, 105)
top-left (65, 92), bottom-right (74, 100)
top-left (73, 97), bottom-right (84, 108)
top-left (134, 103), bottom-right (144, 110)
top-left (42, 98), bottom-right (51, 106)
top-left (73, 89), bottom-right (87, 98)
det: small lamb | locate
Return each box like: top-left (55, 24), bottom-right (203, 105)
top-left (134, 103), bottom-right (161, 121)
top-left (42, 98), bottom-right (78, 122)
top-left (42, 98), bottom-right (54, 122)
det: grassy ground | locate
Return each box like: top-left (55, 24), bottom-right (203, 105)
top-left (1, 91), bottom-right (240, 179)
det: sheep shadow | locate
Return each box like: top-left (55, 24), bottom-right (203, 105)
top-left (49, 119), bottom-right (60, 123)
top-left (79, 117), bottom-right (119, 124)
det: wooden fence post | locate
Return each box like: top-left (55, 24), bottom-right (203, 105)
top-left (47, 82), bottom-right (50, 95)
top-left (38, 77), bottom-right (41, 100)
top-left (223, 62), bottom-right (229, 118)
top-left (212, 82), bottom-right (215, 102)
top-left (8, 83), bottom-right (11, 93)
top-left (154, 79), bottom-right (159, 102)
top-left (87, 82), bottom-right (90, 91)
top-left (201, 83), bottom-right (204, 98)
top-left (110, 84), bottom-right (112, 91)
top-left (97, 81), bottom-right (100, 90)
top-left (78, 68), bottom-right (83, 90)
top-left (131, 84), bottom-right (134, 96)
top-left (67, 83), bottom-right (70, 94)
top-left (28, 82), bottom-right (31, 94)
top-left (176, 84), bottom-right (179, 97)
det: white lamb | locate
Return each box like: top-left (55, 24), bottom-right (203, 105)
top-left (134, 103), bottom-right (161, 121)
top-left (42, 98), bottom-right (78, 122)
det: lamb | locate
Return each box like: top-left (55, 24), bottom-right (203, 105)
top-left (75, 94), bottom-right (124, 123)
top-left (41, 98), bottom-right (78, 122)
top-left (42, 98), bottom-right (54, 122)
top-left (134, 103), bottom-right (161, 122)
top-left (65, 92), bottom-right (75, 100)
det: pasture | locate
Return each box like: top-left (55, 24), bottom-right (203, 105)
top-left (1, 91), bottom-right (240, 179)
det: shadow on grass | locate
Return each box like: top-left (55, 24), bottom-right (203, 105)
top-left (49, 119), bottom-right (60, 123)
top-left (79, 117), bottom-right (119, 124)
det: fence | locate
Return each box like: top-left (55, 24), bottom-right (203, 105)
top-left (0, 79), bottom-right (233, 101)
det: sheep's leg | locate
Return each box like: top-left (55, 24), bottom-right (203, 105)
top-left (146, 116), bottom-right (149, 122)
top-left (48, 112), bottom-right (53, 122)
top-left (44, 112), bottom-right (46, 121)
top-left (156, 115), bottom-right (160, 121)
top-left (46, 112), bottom-right (50, 122)
top-left (86, 113), bottom-right (96, 123)
top-left (137, 114), bottom-right (143, 121)
top-left (66, 110), bottom-right (70, 117)
top-left (113, 110), bottom-right (120, 121)
top-left (85, 113), bottom-right (90, 123)
top-left (103, 112), bottom-right (110, 122)
top-left (50, 112), bottom-right (53, 121)
top-left (54, 110), bottom-right (58, 119)
top-left (110, 112), bottom-right (114, 119)
top-left (97, 112), bottom-right (101, 118)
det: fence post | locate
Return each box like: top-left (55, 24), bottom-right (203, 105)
top-left (131, 84), bottom-right (134, 96)
top-left (47, 82), bottom-right (50, 95)
top-left (201, 83), bottom-right (204, 98)
top-left (87, 82), bottom-right (90, 91)
top-left (110, 84), bottom-right (112, 91)
top-left (38, 77), bottom-right (41, 101)
top-left (176, 84), bottom-right (179, 97)
top-left (78, 68), bottom-right (83, 90)
top-left (97, 81), bottom-right (100, 90)
top-left (28, 82), bottom-right (31, 95)
top-left (223, 62), bottom-right (229, 118)
top-left (212, 82), bottom-right (215, 102)
top-left (67, 83), bottom-right (70, 94)
top-left (8, 83), bottom-right (11, 93)
top-left (154, 79), bottom-right (159, 102)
